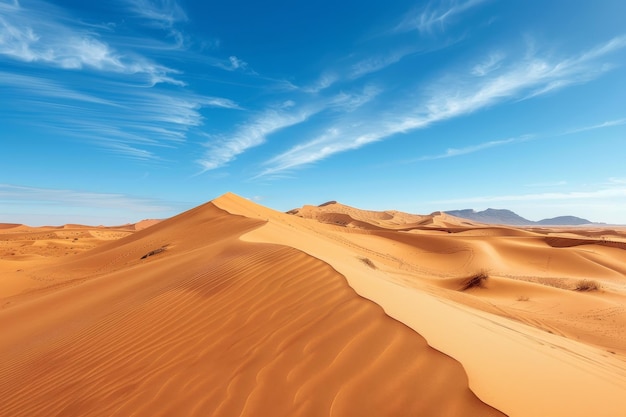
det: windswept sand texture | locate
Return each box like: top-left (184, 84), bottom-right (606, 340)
top-left (2, 194), bottom-right (626, 416)
top-left (1, 201), bottom-right (503, 416)
top-left (215, 194), bottom-right (626, 417)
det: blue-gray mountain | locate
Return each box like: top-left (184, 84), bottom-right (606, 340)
top-left (444, 209), bottom-right (593, 226)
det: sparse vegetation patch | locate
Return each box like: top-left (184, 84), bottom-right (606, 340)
top-left (141, 246), bottom-right (167, 260)
top-left (460, 270), bottom-right (489, 291)
top-left (359, 257), bottom-right (376, 269)
top-left (574, 279), bottom-right (600, 292)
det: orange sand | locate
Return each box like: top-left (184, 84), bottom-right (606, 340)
top-left (215, 194), bottom-right (626, 417)
top-left (0, 201), bottom-right (502, 416)
top-left (2, 193), bottom-right (626, 416)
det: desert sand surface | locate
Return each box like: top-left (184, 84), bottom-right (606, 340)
top-left (0, 224), bottom-right (135, 300)
top-left (1, 194), bottom-right (625, 416)
top-left (215, 194), bottom-right (626, 417)
top-left (0, 200), bottom-right (503, 417)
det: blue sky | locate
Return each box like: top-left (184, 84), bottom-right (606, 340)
top-left (1, 0), bottom-right (626, 225)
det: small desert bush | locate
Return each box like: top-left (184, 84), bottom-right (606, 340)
top-left (141, 246), bottom-right (167, 260)
top-left (460, 270), bottom-right (489, 291)
top-left (517, 295), bottom-right (530, 301)
top-left (359, 257), bottom-right (376, 269)
top-left (574, 279), bottom-right (601, 292)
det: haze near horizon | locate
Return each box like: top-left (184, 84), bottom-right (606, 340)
top-left (1, 0), bottom-right (626, 225)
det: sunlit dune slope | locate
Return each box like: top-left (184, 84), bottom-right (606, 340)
top-left (0, 202), bottom-right (503, 417)
top-left (287, 200), bottom-right (626, 345)
top-left (290, 201), bottom-right (476, 230)
top-left (216, 193), bottom-right (626, 417)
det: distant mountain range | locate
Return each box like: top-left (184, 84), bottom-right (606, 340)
top-left (444, 208), bottom-right (594, 226)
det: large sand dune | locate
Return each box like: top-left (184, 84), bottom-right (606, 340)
top-left (1, 193), bottom-right (625, 416)
top-left (1, 201), bottom-right (503, 416)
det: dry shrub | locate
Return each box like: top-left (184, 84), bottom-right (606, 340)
top-left (141, 246), bottom-right (167, 260)
top-left (517, 295), bottom-right (530, 301)
top-left (460, 270), bottom-right (488, 291)
top-left (574, 279), bottom-right (600, 292)
top-left (359, 257), bottom-right (376, 269)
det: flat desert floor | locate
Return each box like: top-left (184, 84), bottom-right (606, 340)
top-left (1, 193), bottom-right (626, 416)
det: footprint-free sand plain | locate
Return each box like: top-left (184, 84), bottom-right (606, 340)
top-left (2, 193), bottom-right (625, 416)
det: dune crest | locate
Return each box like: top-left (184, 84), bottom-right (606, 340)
top-left (3, 193), bottom-right (626, 416)
top-left (290, 200), bottom-right (477, 230)
top-left (213, 192), bottom-right (626, 417)
top-left (0, 199), bottom-right (504, 416)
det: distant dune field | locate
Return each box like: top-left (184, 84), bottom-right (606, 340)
top-left (2, 193), bottom-right (626, 417)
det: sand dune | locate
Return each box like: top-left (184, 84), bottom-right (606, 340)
top-left (0, 223), bottom-right (138, 300)
top-left (1, 193), bottom-right (625, 416)
top-left (0, 201), bottom-right (503, 416)
top-left (215, 193), bottom-right (626, 417)
top-left (291, 201), bottom-right (476, 230)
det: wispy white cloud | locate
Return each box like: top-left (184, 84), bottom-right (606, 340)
top-left (258, 36), bottom-right (626, 176)
top-left (0, 72), bottom-right (118, 105)
top-left (198, 108), bottom-right (315, 171)
top-left (410, 36), bottom-right (626, 125)
top-left (1, 70), bottom-right (240, 160)
top-left (68, 91), bottom-right (241, 158)
top-left (407, 110), bottom-right (626, 164)
top-left (396, 0), bottom-right (488, 34)
top-left (102, 142), bottom-right (159, 161)
top-left (258, 123), bottom-right (397, 177)
top-left (407, 113), bottom-right (624, 163)
top-left (0, 183), bottom-right (174, 212)
top-left (213, 55), bottom-right (256, 74)
top-left (561, 118), bottom-right (626, 135)
top-left (123, 0), bottom-right (189, 51)
top-left (300, 49), bottom-right (412, 96)
top-left (198, 84), bottom-right (383, 172)
top-left (0, 0), bottom-right (245, 162)
top-left (471, 52), bottom-right (504, 76)
top-left (350, 49), bottom-right (413, 78)
top-left (330, 85), bottom-right (382, 112)
top-left (227, 56), bottom-right (247, 70)
top-left (0, 0), bottom-right (184, 85)
top-left (125, 0), bottom-right (187, 27)
top-left (420, 115), bottom-right (626, 162)
top-left (418, 135), bottom-right (533, 160)
top-left (126, 91), bottom-right (241, 127)
top-left (302, 73), bottom-right (338, 93)
top-left (279, 100), bottom-right (296, 109)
